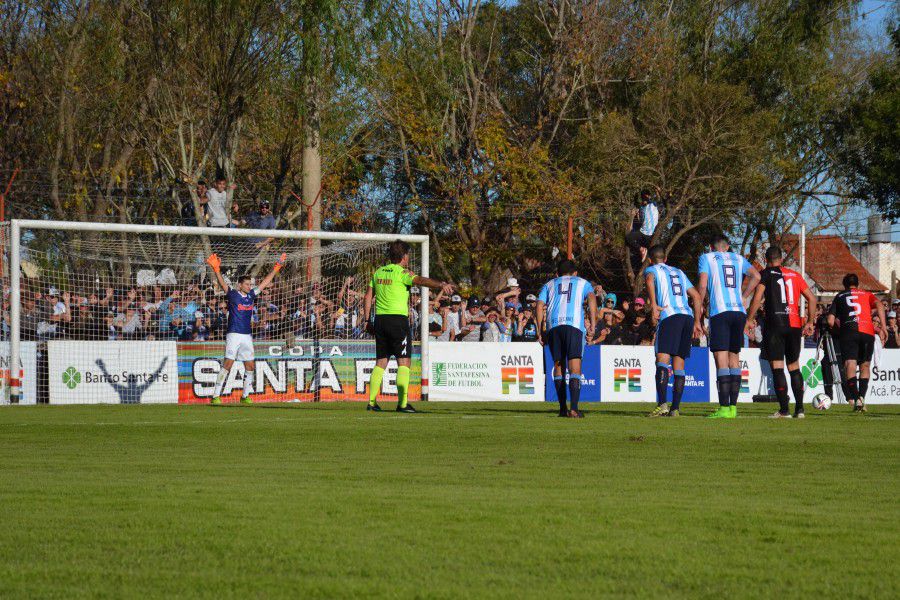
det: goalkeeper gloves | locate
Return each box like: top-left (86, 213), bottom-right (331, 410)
top-left (273, 252), bottom-right (287, 273)
top-left (206, 253), bottom-right (221, 273)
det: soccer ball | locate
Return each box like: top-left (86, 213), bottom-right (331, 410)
top-left (812, 393), bottom-right (832, 411)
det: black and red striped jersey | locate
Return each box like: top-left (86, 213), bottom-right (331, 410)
top-left (759, 267), bottom-right (808, 329)
top-left (829, 288), bottom-right (878, 336)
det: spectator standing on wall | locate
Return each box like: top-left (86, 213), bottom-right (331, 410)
top-left (182, 180), bottom-right (208, 226)
top-left (246, 200), bottom-right (277, 248)
top-left (228, 202), bottom-right (245, 228)
top-left (625, 190), bottom-right (659, 267)
top-left (205, 178), bottom-right (236, 227)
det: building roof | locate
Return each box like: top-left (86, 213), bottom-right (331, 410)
top-left (781, 235), bottom-right (887, 293)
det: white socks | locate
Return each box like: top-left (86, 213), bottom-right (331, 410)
top-left (213, 365), bottom-right (255, 398)
top-left (242, 370), bottom-right (255, 398)
top-left (213, 366), bottom-right (229, 397)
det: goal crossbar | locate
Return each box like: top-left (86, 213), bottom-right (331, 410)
top-left (7, 219), bottom-right (431, 403)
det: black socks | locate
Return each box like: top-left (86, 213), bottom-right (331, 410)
top-left (716, 368), bottom-right (730, 407)
top-left (772, 368), bottom-right (789, 414)
top-left (789, 369), bottom-right (804, 413)
top-left (729, 368), bottom-right (741, 406)
top-left (655, 363), bottom-right (669, 406)
top-left (858, 377), bottom-right (869, 401)
top-left (569, 377), bottom-right (582, 412)
top-left (672, 370), bottom-right (685, 411)
top-left (554, 375), bottom-right (567, 413)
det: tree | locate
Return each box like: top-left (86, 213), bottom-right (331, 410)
top-left (830, 24), bottom-right (900, 220)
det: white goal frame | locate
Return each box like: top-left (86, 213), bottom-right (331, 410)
top-left (7, 219), bottom-right (430, 404)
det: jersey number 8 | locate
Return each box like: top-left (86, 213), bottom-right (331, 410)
top-left (722, 264), bottom-right (737, 289)
top-left (669, 273), bottom-right (683, 296)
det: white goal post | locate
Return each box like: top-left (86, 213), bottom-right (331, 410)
top-left (5, 219), bottom-right (430, 405)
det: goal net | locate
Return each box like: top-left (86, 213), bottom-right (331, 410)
top-left (1, 221), bottom-right (428, 405)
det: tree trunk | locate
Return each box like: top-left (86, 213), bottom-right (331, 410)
top-left (302, 88), bottom-right (322, 281)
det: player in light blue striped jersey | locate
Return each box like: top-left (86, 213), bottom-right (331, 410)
top-left (536, 260), bottom-right (598, 418)
top-left (644, 245), bottom-right (704, 417)
top-left (694, 235), bottom-right (761, 418)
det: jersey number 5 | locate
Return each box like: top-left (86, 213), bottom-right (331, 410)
top-left (847, 296), bottom-right (862, 317)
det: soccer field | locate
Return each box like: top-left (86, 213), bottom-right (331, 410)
top-left (1, 402), bottom-right (898, 599)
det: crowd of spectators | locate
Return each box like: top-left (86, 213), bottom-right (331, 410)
top-left (6, 265), bottom-right (900, 348)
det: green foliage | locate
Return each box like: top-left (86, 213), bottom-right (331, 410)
top-left (830, 25), bottom-right (900, 219)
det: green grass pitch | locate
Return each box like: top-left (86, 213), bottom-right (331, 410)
top-left (1, 402), bottom-right (898, 599)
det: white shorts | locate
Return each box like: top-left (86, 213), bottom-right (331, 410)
top-left (224, 333), bottom-right (255, 362)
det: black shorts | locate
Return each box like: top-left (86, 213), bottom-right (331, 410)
top-left (547, 325), bottom-right (584, 363)
top-left (762, 325), bottom-right (802, 363)
top-left (839, 332), bottom-right (875, 364)
top-left (655, 314), bottom-right (694, 359)
top-left (374, 315), bottom-right (411, 360)
top-left (709, 312), bottom-right (747, 353)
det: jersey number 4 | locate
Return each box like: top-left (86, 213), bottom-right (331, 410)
top-left (557, 282), bottom-right (572, 303)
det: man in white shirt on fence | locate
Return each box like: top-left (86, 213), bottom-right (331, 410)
top-left (204, 178), bottom-right (236, 227)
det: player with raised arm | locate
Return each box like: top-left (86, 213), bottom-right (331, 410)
top-left (536, 260), bottom-right (598, 418)
top-left (745, 246), bottom-right (817, 418)
top-left (644, 245), bottom-right (704, 418)
top-left (827, 273), bottom-right (887, 413)
top-left (206, 252), bottom-right (286, 405)
top-left (694, 235), bottom-right (760, 418)
top-left (363, 240), bottom-right (453, 413)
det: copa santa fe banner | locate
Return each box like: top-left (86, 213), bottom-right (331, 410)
top-left (178, 340), bottom-right (420, 404)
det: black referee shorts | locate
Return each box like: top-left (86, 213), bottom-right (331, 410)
top-left (761, 325), bottom-right (802, 364)
top-left (374, 314), bottom-right (411, 360)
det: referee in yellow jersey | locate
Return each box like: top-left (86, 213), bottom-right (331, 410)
top-left (363, 240), bottom-right (453, 412)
